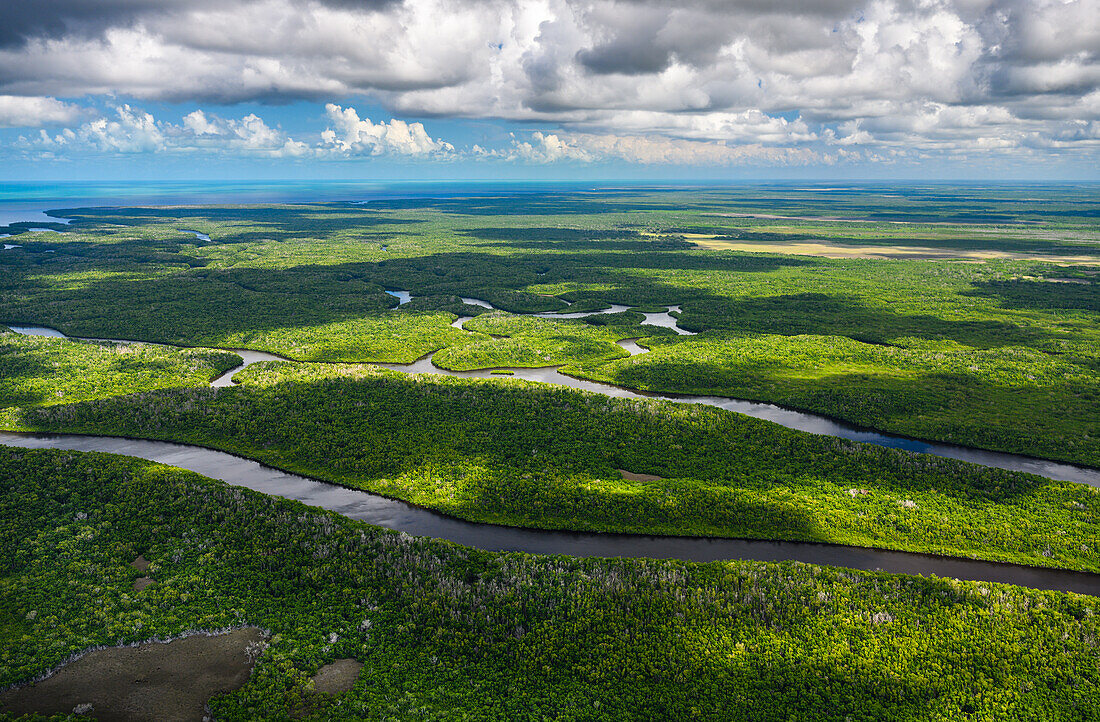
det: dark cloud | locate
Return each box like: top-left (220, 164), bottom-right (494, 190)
top-left (0, 0), bottom-right (1095, 162)
top-left (604, 0), bottom-right (864, 16)
top-left (576, 40), bottom-right (672, 75)
top-left (0, 0), bottom-right (165, 46)
top-left (0, 0), bottom-right (401, 47)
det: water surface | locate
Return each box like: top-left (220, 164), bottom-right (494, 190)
top-left (1, 431), bottom-right (1096, 595)
top-left (9, 310), bottom-right (1100, 487)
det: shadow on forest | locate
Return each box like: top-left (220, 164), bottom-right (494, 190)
top-left (592, 352), bottom-right (1092, 481)
top-left (362, 194), bottom-right (696, 216)
top-left (0, 239), bottom-right (1078, 352)
top-left (10, 380), bottom-right (835, 547)
top-left (683, 292), bottom-right (1060, 348)
top-left (15, 367), bottom-right (1055, 511)
top-left (459, 226), bottom-right (697, 251)
top-left (963, 279), bottom-right (1100, 313)
top-left (0, 247), bottom-right (798, 342)
top-left (54, 206), bottom-right (426, 245)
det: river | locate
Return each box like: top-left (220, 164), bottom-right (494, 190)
top-left (1, 431), bottom-right (1096, 596)
top-left (5, 298), bottom-right (1100, 595)
top-left (7, 295), bottom-right (1100, 487)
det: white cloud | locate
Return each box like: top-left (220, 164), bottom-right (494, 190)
top-left (320, 104), bottom-right (455, 156)
top-left (17, 104), bottom-right (450, 160)
top-left (19, 105), bottom-right (310, 157)
top-left (0, 95), bottom-right (88, 127)
top-left (78, 104), bottom-right (165, 153)
top-left (0, 0), bottom-right (1096, 164)
top-left (182, 109), bottom-right (219, 135)
top-left (503, 130), bottom-right (827, 165)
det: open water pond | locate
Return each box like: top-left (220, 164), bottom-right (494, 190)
top-left (385, 290), bottom-right (412, 305)
top-left (179, 229), bottom-right (211, 242)
top-left (8, 325), bottom-right (67, 338)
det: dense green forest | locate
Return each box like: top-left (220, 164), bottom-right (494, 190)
top-left (2, 447), bottom-right (1098, 720)
top-left (570, 331), bottom-right (1100, 467)
top-left (10, 361), bottom-right (1098, 572)
top-left (1, 187), bottom-right (1096, 465)
top-left (0, 332), bottom-right (240, 418)
top-left (434, 313), bottom-right (675, 370)
top-left (1, 186), bottom-right (1098, 718)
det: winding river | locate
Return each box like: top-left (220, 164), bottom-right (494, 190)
top-left (7, 295), bottom-right (1100, 487)
top-left (5, 302), bottom-right (1100, 595)
top-left (1, 431), bottom-right (1096, 595)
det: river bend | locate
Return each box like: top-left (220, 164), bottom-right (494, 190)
top-left (1, 431), bottom-right (1096, 596)
top-left (6, 297), bottom-right (1100, 487)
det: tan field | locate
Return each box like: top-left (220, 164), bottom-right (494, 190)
top-left (677, 233), bottom-right (1100, 264)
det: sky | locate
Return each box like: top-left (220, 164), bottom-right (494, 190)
top-left (0, 0), bottom-right (1097, 181)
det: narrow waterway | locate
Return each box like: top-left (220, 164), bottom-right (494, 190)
top-left (1, 431), bottom-right (1096, 596)
top-left (179, 229), bottom-right (212, 242)
top-left (7, 296), bottom-right (1100, 487)
top-left (210, 349), bottom-right (288, 388)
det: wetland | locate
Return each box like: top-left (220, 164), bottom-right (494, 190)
top-left (1, 183), bottom-right (1098, 719)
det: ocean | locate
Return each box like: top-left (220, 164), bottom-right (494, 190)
top-left (0, 180), bottom-right (621, 226)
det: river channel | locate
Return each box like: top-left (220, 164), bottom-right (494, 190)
top-left (5, 300), bottom-right (1100, 594)
top-left (7, 292), bottom-right (1100, 487)
top-left (1, 431), bottom-right (1096, 595)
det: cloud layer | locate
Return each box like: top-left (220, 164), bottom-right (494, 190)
top-left (0, 0), bottom-right (1097, 166)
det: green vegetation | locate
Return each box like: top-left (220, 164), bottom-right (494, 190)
top-left (1, 187), bottom-right (1097, 465)
top-left (11, 362), bottom-right (1099, 572)
top-left (2, 186), bottom-right (1099, 717)
top-left (0, 331), bottom-right (239, 413)
top-left (218, 312), bottom-right (484, 364)
top-left (434, 313), bottom-right (672, 370)
top-left (572, 332), bottom-right (1100, 467)
top-left (2, 447), bottom-right (1098, 720)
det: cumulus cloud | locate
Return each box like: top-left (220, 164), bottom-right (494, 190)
top-left (503, 130), bottom-right (827, 165)
top-left (77, 104), bottom-right (164, 152)
top-left (0, 0), bottom-right (1096, 164)
top-left (21, 105), bottom-right (309, 157)
top-left (17, 104), bottom-right (464, 160)
top-left (0, 95), bottom-right (88, 127)
top-left (320, 104), bottom-right (455, 156)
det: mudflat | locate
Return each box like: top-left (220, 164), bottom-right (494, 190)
top-left (618, 468), bottom-right (664, 482)
top-left (0, 627), bottom-right (266, 721)
top-left (312, 658), bottom-right (363, 695)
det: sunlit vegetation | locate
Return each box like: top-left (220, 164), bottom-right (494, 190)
top-left (433, 312), bottom-right (674, 370)
top-left (2, 186), bottom-right (1099, 717)
top-left (572, 332), bottom-right (1100, 467)
top-left (0, 331), bottom-right (239, 413)
top-left (2, 447), bottom-right (1098, 720)
top-left (0, 187), bottom-right (1097, 464)
top-left (11, 362), bottom-right (1099, 572)
top-left (219, 312), bottom-right (486, 364)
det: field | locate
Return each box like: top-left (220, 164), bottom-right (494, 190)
top-left (1, 184), bottom-right (1098, 719)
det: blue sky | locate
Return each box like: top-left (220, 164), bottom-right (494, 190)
top-left (0, 0), bottom-right (1097, 181)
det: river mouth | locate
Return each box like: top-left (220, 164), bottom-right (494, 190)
top-left (1, 432), bottom-right (1097, 596)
